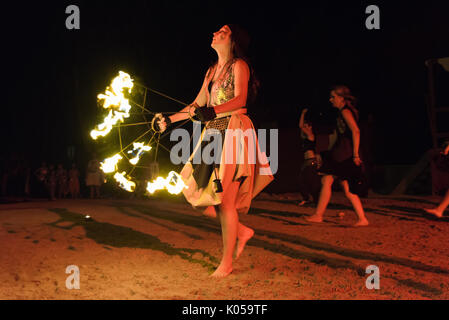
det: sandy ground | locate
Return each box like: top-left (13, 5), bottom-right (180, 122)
top-left (1, 192), bottom-right (448, 300)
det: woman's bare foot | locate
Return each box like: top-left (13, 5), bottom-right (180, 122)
top-left (353, 219), bottom-right (369, 227)
top-left (424, 208), bottom-right (443, 218)
top-left (210, 264), bottom-right (233, 278)
top-left (234, 227), bottom-right (254, 260)
top-left (305, 214), bottom-right (323, 223)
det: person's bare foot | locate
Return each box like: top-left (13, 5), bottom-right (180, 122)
top-left (210, 264), bottom-right (233, 278)
top-left (353, 219), bottom-right (369, 227)
top-left (424, 208), bottom-right (443, 218)
top-left (305, 214), bottom-right (323, 223)
top-left (234, 227), bottom-right (254, 260)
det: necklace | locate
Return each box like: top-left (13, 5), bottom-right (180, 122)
top-left (212, 59), bottom-right (233, 83)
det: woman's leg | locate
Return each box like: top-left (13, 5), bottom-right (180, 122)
top-left (234, 221), bottom-right (254, 261)
top-left (310, 167), bottom-right (322, 204)
top-left (298, 165), bottom-right (311, 203)
top-left (306, 175), bottom-right (334, 222)
top-left (425, 189), bottom-right (449, 218)
top-left (340, 180), bottom-right (369, 226)
top-left (212, 181), bottom-right (241, 278)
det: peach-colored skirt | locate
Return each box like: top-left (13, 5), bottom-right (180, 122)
top-left (180, 113), bottom-right (274, 218)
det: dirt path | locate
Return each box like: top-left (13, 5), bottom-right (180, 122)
top-left (1, 193), bottom-right (448, 300)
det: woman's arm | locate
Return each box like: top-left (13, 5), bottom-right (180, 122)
top-left (303, 124), bottom-right (315, 141)
top-left (213, 59), bottom-right (249, 114)
top-left (299, 109), bottom-right (315, 141)
top-left (341, 109), bottom-right (362, 164)
top-left (299, 109), bottom-right (307, 129)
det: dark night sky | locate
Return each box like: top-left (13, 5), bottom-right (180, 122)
top-left (2, 0), bottom-right (449, 169)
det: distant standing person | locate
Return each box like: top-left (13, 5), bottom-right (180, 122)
top-left (297, 108), bottom-right (322, 205)
top-left (68, 163), bottom-right (80, 199)
top-left (306, 85), bottom-right (369, 227)
top-left (34, 162), bottom-right (49, 198)
top-left (56, 164), bottom-right (68, 199)
top-left (47, 164), bottom-right (57, 201)
top-left (86, 155), bottom-right (103, 199)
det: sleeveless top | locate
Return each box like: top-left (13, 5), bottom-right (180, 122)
top-left (191, 59), bottom-right (239, 188)
top-left (302, 138), bottom-right (316, 153)
top-left (332, 105), bottom-right (358, 162)
top-left (207, 59), bottom-right (236, 107)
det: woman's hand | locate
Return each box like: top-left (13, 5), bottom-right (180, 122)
top-left (353, 156), bottom-right (362, 166)
top-left (158, 118), bottom-right (167, 133)
top-left (188, 103), bottom-right (198, 119)
top-left (152, 113), bottom-right (171, 133)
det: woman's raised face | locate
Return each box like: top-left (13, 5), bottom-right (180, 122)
top-left (211, 25), bottom-right (232, 49)
top-left (329, 90), bottom-right (345, 108)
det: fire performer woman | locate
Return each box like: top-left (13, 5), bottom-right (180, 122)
top-left (306, 85), bottom-right (369, 227)
top-left (154, 25), bottom-right (273, 277)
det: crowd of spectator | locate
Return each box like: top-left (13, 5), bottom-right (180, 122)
top-left (0, 153), bottom-right (94, 201)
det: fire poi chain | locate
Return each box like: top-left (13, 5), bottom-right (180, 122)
top-left (90, 71), bottom-right (187, 195)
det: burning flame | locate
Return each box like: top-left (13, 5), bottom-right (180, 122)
top-left (100, 154), bottom-right (123, 174)
top-left (128, 143), bottom-right (152, 165)
top-left (146, 171), bottom-right (187, 195)
top-left (90, 71), bottom-right (186, 197)
top-left (114, 172), bottom-right (136, 192)
top-left (90, 71), bottom-right (134, 140)
top-left (98, 71), bottom-right (134, 111)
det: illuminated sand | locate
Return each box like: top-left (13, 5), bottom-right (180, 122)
top-left (1, 193), bottom-right (448, 300)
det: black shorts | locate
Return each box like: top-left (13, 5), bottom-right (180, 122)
top-left (319, 157), bottom-right (368, 197)
top-left (318, 157), bottom-right (360, 180)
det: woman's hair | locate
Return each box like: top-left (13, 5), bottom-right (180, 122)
top-left (228, 24), bottom-right (259, 103)
top-left (332, 85), bottom-right (359, 120)
top-left (209, 24), bottom-right (259, 103)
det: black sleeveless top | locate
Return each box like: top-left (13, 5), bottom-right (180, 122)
top-left (331, 105), bottom-right (358, 162)
top-left (302, 138), bottom-right (316, 153)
